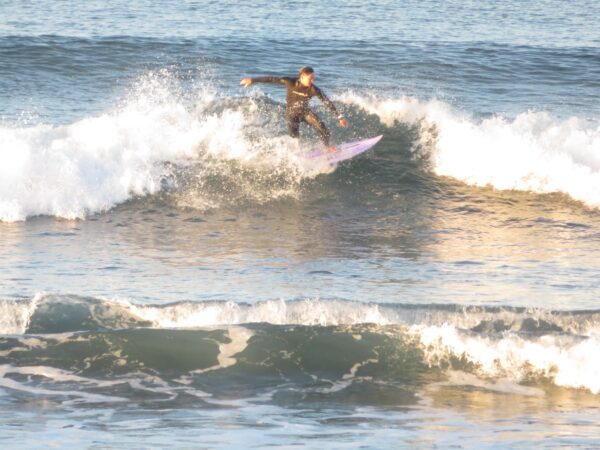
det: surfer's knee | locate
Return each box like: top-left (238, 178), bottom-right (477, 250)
top-left (287, 123), bottom-right (300, 138)
top-left (287, 117), bottom-right (300, 138)
top-left (305, 113), bottom-right (329, 144)
top-left (316, 120), bottom-right (330, 145)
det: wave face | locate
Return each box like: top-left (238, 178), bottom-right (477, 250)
top-left (2, 71), bottom-right (599, 222)
top-left (1, 295), bottom-right (600, 400)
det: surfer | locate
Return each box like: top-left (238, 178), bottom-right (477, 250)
top-left (240, 66), bottom-right (348, 151)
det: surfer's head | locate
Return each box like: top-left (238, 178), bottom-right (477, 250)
top-left (299, 66), bottom-right (315, 87)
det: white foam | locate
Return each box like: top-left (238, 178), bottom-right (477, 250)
top-left (0, 296), bottom-right (40, 334)
top-left (429, 370), bottom-right (545, 397)
top-left (175, 327), bottom-right (253, 386)
top-left (0, 364), bottom-right (126, 402)
top-left (128, 298), bottom-right (392, 328)
top-left (414, 324), bottom-right (600, 394)
top-left (124, 298), bottom-right (600, 338)
top-left (0, 362), bottom-right (209, 402)
top-left (184, 327), bottom-right (253, 378)
top-left (342, 93), bottom-right (600, 208)
top-left (317, 357), bottom-right (379, 394)
top-left (7, 294), bottom-right (600, 340)
top-left (217, 327), bottom-right (253, 368)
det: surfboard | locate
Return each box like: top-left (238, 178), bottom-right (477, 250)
top-left (307, 135), bottom-right (383, 165)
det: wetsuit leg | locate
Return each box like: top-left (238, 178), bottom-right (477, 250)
top-left (286, 112), bottom-right (301, 139)
top-left (303, 110), bottom-right (330, 146)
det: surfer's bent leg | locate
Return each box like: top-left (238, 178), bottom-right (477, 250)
top-left (286, 112), bottom-right (301, 139)
top-left (304, 110), bottom-right (330, 146)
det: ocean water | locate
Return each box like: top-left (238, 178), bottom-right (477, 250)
top-left (1, 1), bottom-right (600, 448)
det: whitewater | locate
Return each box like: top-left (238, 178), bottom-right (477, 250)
top-left (2, 75), bottom-right (599, 222)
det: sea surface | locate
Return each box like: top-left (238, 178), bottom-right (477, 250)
top-left (1, 1), bottom-right (600, 448)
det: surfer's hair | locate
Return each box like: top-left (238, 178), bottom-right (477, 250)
top-left (299, 66), bottom-right (314, 76)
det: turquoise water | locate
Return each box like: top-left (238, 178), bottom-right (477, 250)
top-left (1, 1), bottom-right (600, 448)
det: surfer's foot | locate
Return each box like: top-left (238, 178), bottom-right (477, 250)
top-left (326, 145), bottom-right (337, 153)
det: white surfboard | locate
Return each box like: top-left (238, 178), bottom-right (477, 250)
top-left (307, 135), bottom-right (383, 165)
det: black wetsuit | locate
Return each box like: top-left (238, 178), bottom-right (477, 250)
top-left (251, 76), bottom-right (340, 146)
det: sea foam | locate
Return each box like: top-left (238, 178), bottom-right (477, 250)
top-left (341, 93), bottom-right (600, 208)
top-left (0, 73), bottom-right (310, 222)
top-left (416, 323), bottom-right (600, 394)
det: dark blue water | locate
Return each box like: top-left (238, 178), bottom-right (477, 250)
top-left (1, 1), bottom-right (600, 448)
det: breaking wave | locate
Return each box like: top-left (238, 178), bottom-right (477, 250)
top-left (342, 92), bottom-right (600, 208)
top-left (1, 294), bottom-right (600, 396)
top-left (2, 72), bottom-right (598, 222)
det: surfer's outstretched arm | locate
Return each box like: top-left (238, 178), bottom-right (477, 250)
top-left (240, 76), bottom-right (291, 87)
top-left (313, 86), bottom-right (348, 128)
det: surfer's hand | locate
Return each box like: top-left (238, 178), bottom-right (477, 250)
top-left (339, 117), bottom-right (349, 128)
top-left (240, 78), bottom-right (253, 87)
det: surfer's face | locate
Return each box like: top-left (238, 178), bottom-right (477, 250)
top-left (300, 73), bottom-right (314, 87)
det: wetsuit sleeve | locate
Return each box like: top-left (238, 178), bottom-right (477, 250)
top-left (313, 86), bottom-right (340, 116)
top-left (251, 76), bottom-right (289, 85)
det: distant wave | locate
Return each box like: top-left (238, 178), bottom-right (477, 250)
top-left (2, 294), bottom-right (600, 395)
top-left (4, 294), bottom-right (599, 335)
top-left (341, 92), bottom-right (600, 208)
